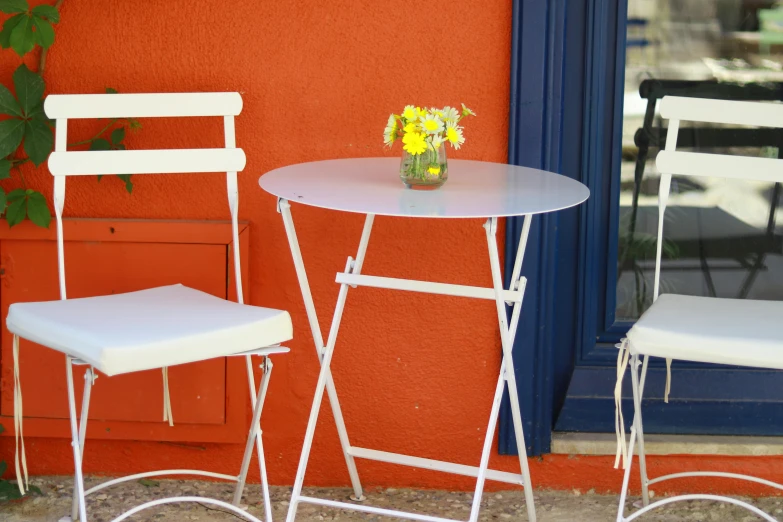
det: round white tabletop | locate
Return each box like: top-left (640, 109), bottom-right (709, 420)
top-left (259, 158), bottom-right (589, 218)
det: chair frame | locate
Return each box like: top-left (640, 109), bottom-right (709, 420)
top-left (616, 95), bottom-right (783, 522)
top-left (14, 92), bottom-right (281, 522)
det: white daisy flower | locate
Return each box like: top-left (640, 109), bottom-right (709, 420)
top-left (383, 115), bottom-right (398, 147)
top-left (402, 105), bottom-right (418, 121)
top-left (446, 123), bottom-right (465, 149)
top-left (430, 134), bottom-right (444, 149)
top-left (442, 106), bottom-right (459, 124)
top-left (420, 113), bottom-right (445, 135)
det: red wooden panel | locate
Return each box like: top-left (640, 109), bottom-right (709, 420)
top-left (0, 220), bottom-right (252, 443)
top-left (0, 240), bottom-right (228, 425)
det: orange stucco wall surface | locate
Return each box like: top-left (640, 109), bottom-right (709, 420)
top-left (3, 1), bottom-right (783, 498)
top-left (0, 0), bottom-right (526, 491)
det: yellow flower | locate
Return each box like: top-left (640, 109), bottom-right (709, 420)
top-left (383, 115), bottom-right (399, 147)
top-left (428, 165), bottom-right (441, 175)
top-left (402, 105), bottom-right (418, 121)
top-left (420, 113), bottom-right (445, 135)
top-left (402, 131), bottom-right (427, 155)
top-left (403, 122), bottom-right (420, 134)
top-left (446, 123), bottom-right (465, 149)
top-left (417, 107), bottom-right (428, 118)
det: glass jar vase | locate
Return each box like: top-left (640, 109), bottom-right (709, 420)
top-left (399, 146), bottom-right (448, 190)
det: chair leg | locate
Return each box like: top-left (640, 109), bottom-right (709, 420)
top-left (65, 357), bottom-right (90, 522)
top-left (617, 353), bottom-right (652, 522)
top-left (631, 355), bottom-right (650, 507)
top-left (70, 367), bottom-right (96, 522)
top-left (233, 355), bottom-right (273, 522)
top-left (616, 423), bottom-right (635, 522)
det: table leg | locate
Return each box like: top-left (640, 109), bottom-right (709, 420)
top-left (279, 200), bottom-right (374, 519)
top-left (483, 216), bottom-right (537, 522)
top-left (469, 357), bottom-right (512, 522)
top-left (278, 203), bottom-right (537, 522)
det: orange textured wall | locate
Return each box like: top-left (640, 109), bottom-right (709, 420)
top-left (0, 0), bottom-right (521, 489)
top-left (2, 2), bottom-right (782, 499)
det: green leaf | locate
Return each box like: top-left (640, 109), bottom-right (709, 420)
top-left (117, 174), bottom-right (132, 193)
top-left (0, 118), bottom-right (25, 158)
top-left (0, 478), bottom-right (22, 501)
top-left (0, 424), bottom-right (4, 434)
top-left (0, 159), bottom-right (11, 180)
top-left (0, 13), bottom-right (25, 49)
top-left (0, 188), bottom-right (7, 214)
top-left (105, 87), bottom-right (118, 94)
top-left (13, 64), bottom-right (44, 116)
top-left (23, 119), bottom-right (52, 166)
top-left (29, 104), bottom-right (51, 123)
top-left (138, 478), bottom-right (160, 487)
top-left (7, 188), bottom-right (25, 202)
top-left (9, 14), bottom-right (33, 56)
top-left (110, 127), bottom-right (125, 145)
top-left (26, 484), bottom-right (41, 496)
top-left (0, 0), bottom-right (28, 14)
top-left (0, 84), bottom-right (21, 117)
top-left (26, 191), bottom-right (49, 227)
top-left (89, 138), bottom-right (111, 151)
top-left (0, 460), bottom-right (6, 477)
top-left (31, 4), bottom-right (58, 23)
top-left (30, 16), bottom-right (53, 48)
top-left (6, 193), bottom-right (25, 227)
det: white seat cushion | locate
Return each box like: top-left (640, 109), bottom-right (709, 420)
top-left (6, 284), bottom-right (292, 376)
top-left (627, 293), bottom-right (783, 369)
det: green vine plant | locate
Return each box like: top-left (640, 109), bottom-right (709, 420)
top-left (0, 0), bottom-right (138, 228)
top-left (0, 424), bottom-right (41, 501)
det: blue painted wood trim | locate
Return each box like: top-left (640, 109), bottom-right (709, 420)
top-left (575, 0), bottom-right (628, 368)
top-left (501, 0), bottom-right (582, 456)
top-left (556, 367), bottom-right (783, 434)
top-left (502, 0), bottom-right (635, 455)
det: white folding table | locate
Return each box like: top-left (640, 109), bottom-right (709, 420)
top-left (259, 158), bottom-right (589, 522)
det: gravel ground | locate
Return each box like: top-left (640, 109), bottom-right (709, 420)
top-left (2, 476), bottom-right (783, 521)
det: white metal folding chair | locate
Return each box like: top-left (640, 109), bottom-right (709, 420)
top-left (615, 95), bottom-right (783, 522)
top-left (7, 92), bottom-right (292, 522)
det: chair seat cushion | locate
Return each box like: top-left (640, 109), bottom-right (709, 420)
top-left (627, 293), bottom-right (783, 369)
top-left (6, 284), bottom-right (292, 376)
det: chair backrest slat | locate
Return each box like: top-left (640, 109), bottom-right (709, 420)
top-left (660, 96), bottom-right (783, 128)
top-left (657, 150), bottom-right (783, 184)
top-left (49, 148), bottom-right (246, 176)
top-left (44, 92), bottom-right (242, 119)
top-left (653, 95), bottom-right (783, 302)
top-left (45, 92), bottom-right (246, 304)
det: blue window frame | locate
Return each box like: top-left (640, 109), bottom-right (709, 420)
top-left (503, 0), bottom-right (783, 457)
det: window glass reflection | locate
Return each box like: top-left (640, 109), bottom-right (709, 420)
top-left (617, 0), bottom-right (783, 320)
